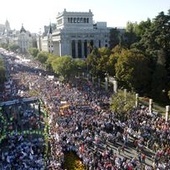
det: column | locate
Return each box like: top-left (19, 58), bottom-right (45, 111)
top-left (113, 80), bottom-right (118, 93)
top-left (149, 99), bottom-right (153, 114)
top-left (59, 40), bottom-right (62, 56)
top-left (135, 93), bottom-right (139, 108)
top-left (75, 40), bottom-right (78, 58)
top-left (87, 40), bottom-right (90, 55)
top-left (81, 40), bottom-right (84, 58)
top-left (165, 105), bottom-right (170, 122)
top-left (105, 76), bottom-right (108, 91)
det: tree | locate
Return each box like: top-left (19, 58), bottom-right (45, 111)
top-left (29, 48), bottom-right (39, 58)
top-left (110, 90), bottom-right (136, 120)
top-left (0, 66), bottom-right (6, 83)
top-left (51, 55), bottom-right (75, 80)
top-left (109, 27), bottom-right (121, 49)
top-left (151, 49), bottom-right (168, 102)
top-left (115, 48), bottom-right (151, 94)
top-left (86, 47), bottom-right (100, 77)
top-left (74, 58), bottom-right (86, 76)
top-left (134, 18), bottom-right (152, 38)
top-left (0, 43), bottom-right (8, 50)
top-left (8, 44), bottom-right (20, 53)
top-left (108, 45), bottom-right (124, 77)
top-left (121, 22), bottom-right (139, 48)
top-left (36, 51), bottom-right (48, 64)
top-left (45, 53), bottom-right (59, 72)
top-left (136, 9), bottom-right (170, 101)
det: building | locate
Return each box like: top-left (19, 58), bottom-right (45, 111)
top-left (40, 9), bottom-right (110, 58)
top-left (18, 25), bottom-right (33, 53)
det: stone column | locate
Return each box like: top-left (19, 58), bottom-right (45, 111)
top-left (124, 89), bottom-right (127, 102)
top-left (81, 40), bottom-right (84, 58)
top-left (165, 105), bottom-right (170, 122)
top-left (59, 40), bottom-right (62, 56)
top-left (75, 40), bottom-right (78, 58)
top-left (113, 79), bottom-right (118, 93)
top-left (87, 40), bottom-right (90, 55)
top-left (105, 76), bottom-right (108, 91)
top-left (149, 99), bottom-right (153, 114)
top-left (135, 93), bottom-right (139, 108)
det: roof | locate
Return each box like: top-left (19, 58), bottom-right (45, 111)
top-left (20, 24), bottom-right (26, 33)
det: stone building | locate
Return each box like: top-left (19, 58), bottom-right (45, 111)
top-left (40, 9), bottom-right (110, 58)
top-left (18, 25), bottom-right (32, 53)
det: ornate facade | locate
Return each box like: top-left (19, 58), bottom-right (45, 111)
top-left (41, 9), bottom-right (110, 58)
top-left (18, 25), bottom-right (32, 53)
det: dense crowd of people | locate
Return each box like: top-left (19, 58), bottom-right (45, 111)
top-left (0, 50), bottom-right (170, 169)
top-left (0, 52), bottom-right (47, 170)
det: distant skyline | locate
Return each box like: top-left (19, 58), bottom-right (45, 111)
top-left (0, 0), bottom-right (169, 33)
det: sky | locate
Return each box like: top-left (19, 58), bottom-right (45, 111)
top-left (0, 0), bottom-right (169, 33)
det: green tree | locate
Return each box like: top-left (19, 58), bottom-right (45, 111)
top-left (51, 55), bottom-right (75, 80)
top-left (29, 48), bottom-right (39, 58)
top-left (86, 47), bottom-right (100, 77)
top-left (151, 49), bottom-right (168, 102)
top-left (0, 66), bottom-right (6, 83)
top-left (74, 58), bottom-right (86, 76)
top-left (134, 18), bottom-right (152, 38)
top-left (0, 43), bottom-right (8, 50)
top-left (8, 44), bottom-right (20, 53)
top-left (110, 90), bottom-right (136, 120)
top-left (108, 45), bottom-right (124, 77)
top-left (36, 51), bottom-right (48, 64)
top-left (45, 53), bottom-right (58, 72)
top-left (137, 9), bottom-right (170, 101)
top-left (115, 49), bottom-right (151, 94)
top-left (109, 27), bottom-right (121, 49)
top-left (121, 22), bottom-right (139, 48)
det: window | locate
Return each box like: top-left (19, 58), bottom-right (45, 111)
top-left (74, 18), bottom-right (77, 23)
top-left (84, 18), bottom-right (86, 23)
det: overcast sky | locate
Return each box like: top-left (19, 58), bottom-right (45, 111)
top-left (0, 0), bottom-right (169, 33)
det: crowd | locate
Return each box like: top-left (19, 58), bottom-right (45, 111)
top-left (0, 53), bottom-right (47, 170)
top-left (0, 51), bottom-right (170, 170)
top-left (42, 68), bottom-right (170, 169)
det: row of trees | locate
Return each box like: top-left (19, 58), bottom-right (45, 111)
top-left (29, 48), bottom-right (87, 81)
top-left (88, 9), bottom-right (170, 103)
